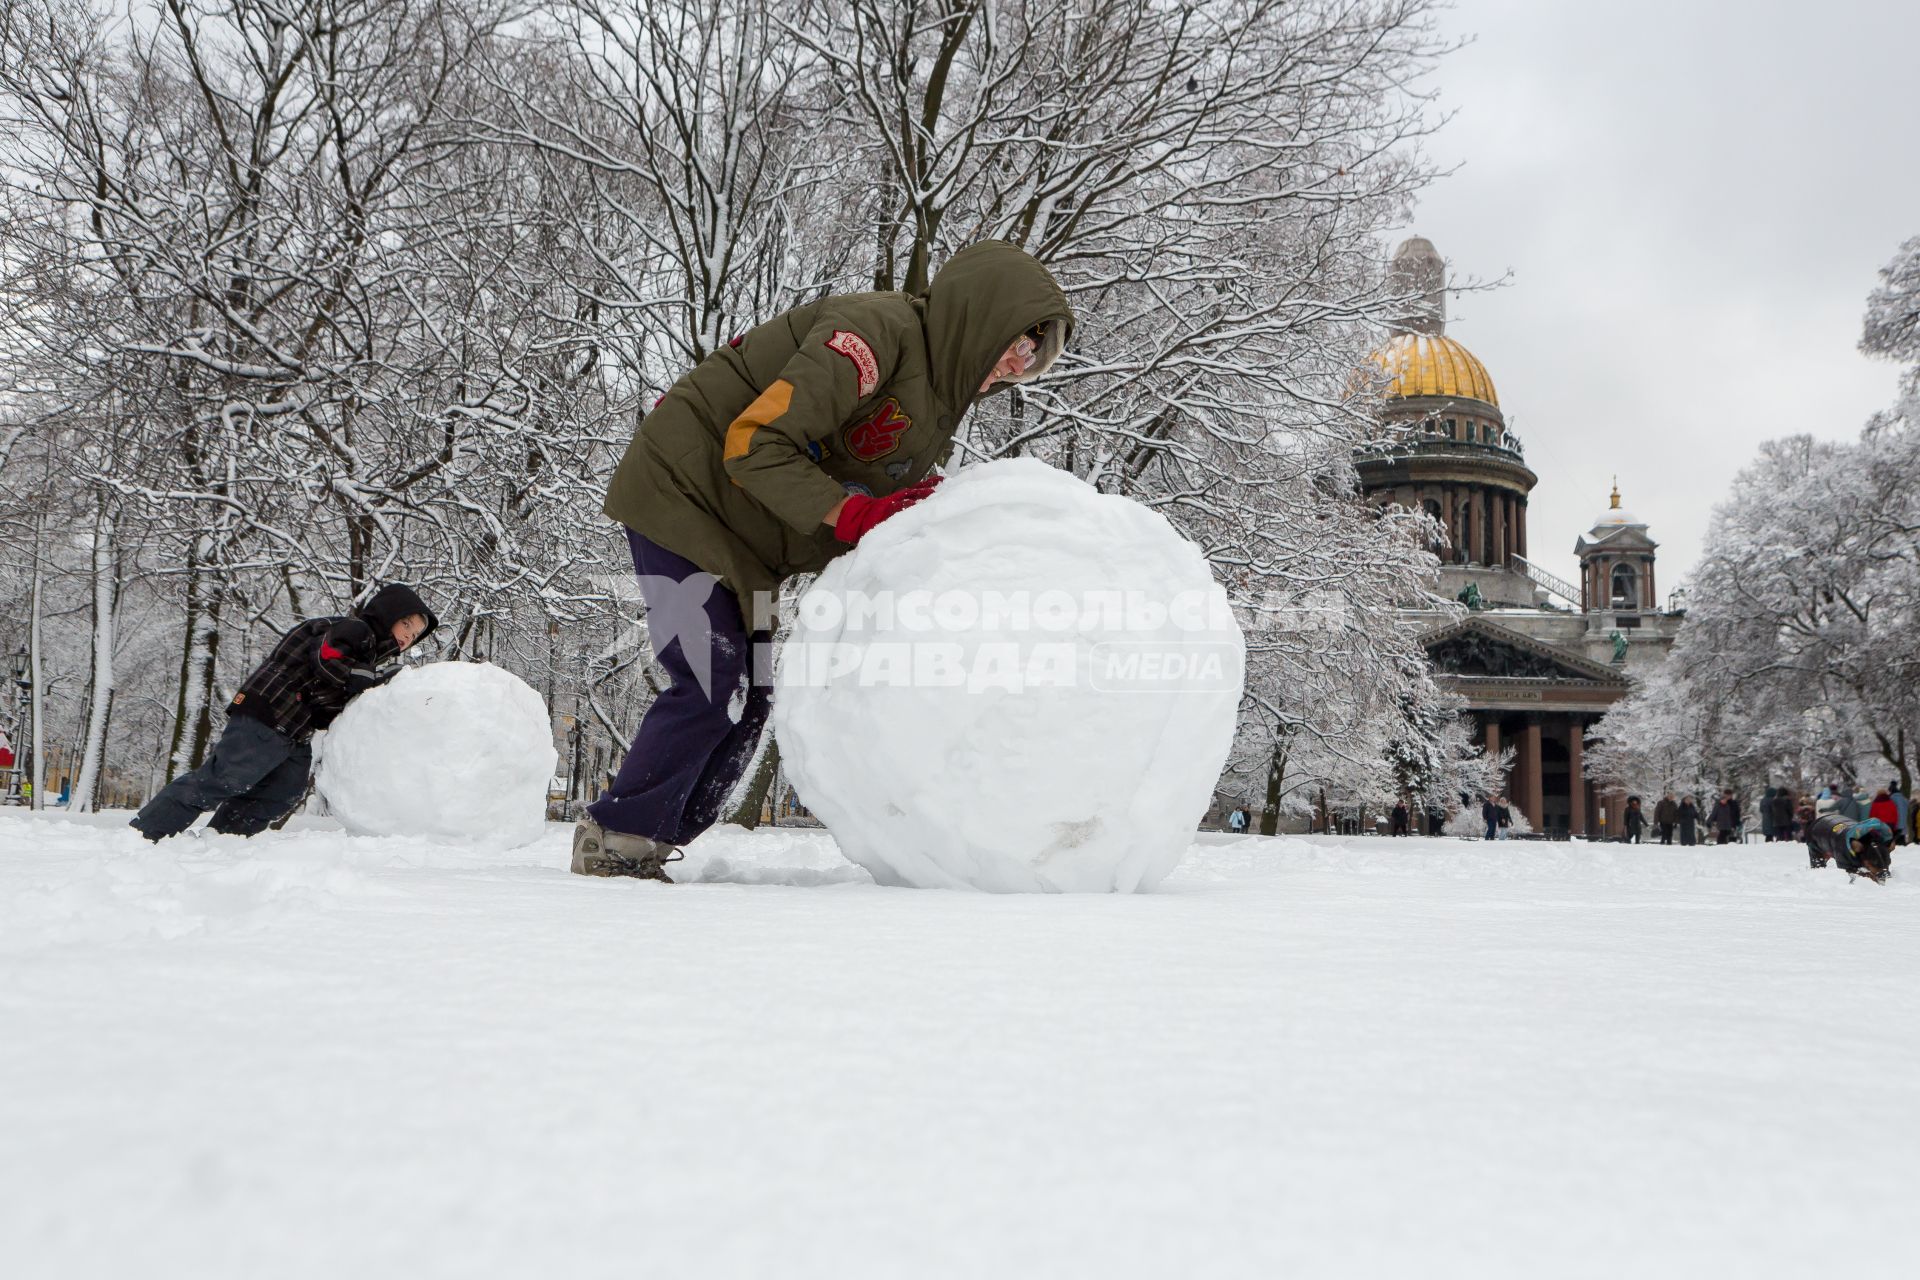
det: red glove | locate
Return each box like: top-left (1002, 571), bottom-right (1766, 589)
top-left (832, 476), bottom-right (943, 545)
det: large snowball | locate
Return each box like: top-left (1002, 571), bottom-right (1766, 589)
top-left (775, 459), bottom-right (1244, 892)
top-left (316, 661), bottom-right (556, 849)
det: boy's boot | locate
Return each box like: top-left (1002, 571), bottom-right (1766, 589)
top-left (571, 817), bottom-right (683, 882)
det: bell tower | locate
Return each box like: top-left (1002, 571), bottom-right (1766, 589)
top-left (1574, 481), bottom-right (1658, 613)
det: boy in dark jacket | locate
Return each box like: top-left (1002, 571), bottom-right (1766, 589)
top-left (131, 584), bottom-right (438, 841)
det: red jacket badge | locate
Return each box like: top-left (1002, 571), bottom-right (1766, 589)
top-left (845, 399), bottom-right (912, 462)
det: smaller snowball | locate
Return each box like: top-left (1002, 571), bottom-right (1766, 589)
top-left (316, 662), bottom-right (557, 849)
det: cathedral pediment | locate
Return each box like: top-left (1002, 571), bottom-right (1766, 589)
top-left (1423, 617), bottom-right (1627, 685)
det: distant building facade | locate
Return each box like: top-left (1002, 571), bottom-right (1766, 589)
top-left (1356, 236), bottom-right (1683, 837)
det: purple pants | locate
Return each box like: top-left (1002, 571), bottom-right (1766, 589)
top-left (588, 528), bottom-right (772, 845)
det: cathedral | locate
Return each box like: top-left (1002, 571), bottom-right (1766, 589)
top-left (1356, 237), bottom-right (1684, 837)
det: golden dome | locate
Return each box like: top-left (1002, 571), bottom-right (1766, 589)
top-left (1369, 332), bottom-right (1499, 408)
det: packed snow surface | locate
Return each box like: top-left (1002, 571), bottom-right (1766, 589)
top-left (4, 815), bottom-right (1916, 1278)
top-left (775, 459), bottom-right (1244, 892)
top-left (314, 661), bottom-right (555, 849)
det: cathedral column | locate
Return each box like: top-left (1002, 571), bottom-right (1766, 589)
top-left (1473, 487), bottom-right (1488, 564)
top-left (1519, 719), bottom-right (1544, 830)
top-left (1491, 490), bottom-right (1506, 567)
top-left (1484, 718), bottom-right (1500, 766)
top-left (1516, 499), bottom-right (1527, 558)
top-left (1568, 719), bottom-right (1586, 838)
top-left (1645, 557), bottom-right (1657, 610)
top-left (1441, 489), bottom-right (1456, 563)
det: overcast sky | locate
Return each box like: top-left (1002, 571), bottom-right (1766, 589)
top-left (1403, 0), bottom-right (1919, 591)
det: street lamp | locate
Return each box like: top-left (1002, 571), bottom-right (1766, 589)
top-left (10, 644), bottom-right (26, 687)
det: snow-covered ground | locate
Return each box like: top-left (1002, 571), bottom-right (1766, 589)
top-left (4, 811), bottom-right (1915, 1279)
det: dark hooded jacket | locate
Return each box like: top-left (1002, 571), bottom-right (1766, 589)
top-left (1767, 789), bottom-right (1794, 832)
top-left (603, 241), bottom-right (1074, 614)
top-left (228, 584), bottom-right (440, 741)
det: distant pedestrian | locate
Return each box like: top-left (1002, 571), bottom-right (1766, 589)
top-left (1653, 792), bottom-right (1677, 845)
top-left (1709, 789), bottom-right (1740, 844)
top-left (1760, 786), bottom-right (1778, 841)
top-left (1870, 788), bottom-right (1899, 833)
top-left (1425, 803), bottom-right (1445, 836)
top-left (1767, 787), bottom-right (1795, 842)
top-left (1623, 796), bottom-right (1645, 844)
top-left (1495, 795), bottom-right (1513, 840)
top-left (1390, 799), bottom-right (1411, 836)
top-left (1677, 795), bottom-right (1701, 846)
top-left (1227, 807), bottom-right (1249, 834)
top-left (1835, 785), bottom-right (1864, 822)
top-left (1892, 783), bottom-right (1911, 846)
top-left (1481, 795), bottom-right (1499, 840)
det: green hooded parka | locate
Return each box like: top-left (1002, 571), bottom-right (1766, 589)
top-left (603, 241), bottom-right (1073, 615)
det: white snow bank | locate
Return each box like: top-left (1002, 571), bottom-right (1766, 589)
top-left (5, 815), bottom-right (1918, 1279)
top-left (315, 661), bottom-right (556, 850)
top-left (774, 459), bottom-right (1244, 892)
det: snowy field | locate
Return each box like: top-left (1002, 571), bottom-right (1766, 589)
top-left (4, 811), bottom-right (1916, 1279)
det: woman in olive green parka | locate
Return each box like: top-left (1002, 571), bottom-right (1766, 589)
top-left (574, 241), bottom-right (1074, 879)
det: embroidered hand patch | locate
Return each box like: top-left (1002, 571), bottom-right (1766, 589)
top-left (845, 399), bottom-right (912, 461)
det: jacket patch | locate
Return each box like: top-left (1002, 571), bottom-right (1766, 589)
top-left (885, 457), bottom-right (913, 481)
top-left (845, 399), bottom-right (912, 462)
top-left (825, 330), bottom-right (880, 398)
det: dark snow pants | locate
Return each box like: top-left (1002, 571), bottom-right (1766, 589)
top-left (132, 715), bottom-right (312, 841)
top-left (588, 528), bottom-right (772, 846)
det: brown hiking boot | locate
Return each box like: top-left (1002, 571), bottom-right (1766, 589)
top-left (571, 817), bottom-right (684, 882)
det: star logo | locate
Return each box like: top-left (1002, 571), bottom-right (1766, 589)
top-left (633, 572), bottom-right (724, 697)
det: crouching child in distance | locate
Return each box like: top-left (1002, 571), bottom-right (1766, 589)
top-left (1803, 812), bottom-right (1893, 884)
top-left (131, 584), bottom-right (438, 841)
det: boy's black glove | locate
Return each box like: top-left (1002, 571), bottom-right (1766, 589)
top-left (343, 663), bottom-right (397, 696)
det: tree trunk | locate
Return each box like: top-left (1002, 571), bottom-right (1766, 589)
top-left (71, 508), bottom-right (119, 813)
top-left (1260, 742), bottom-right (1286, 836)
top-left (724, 733), bottom-right (780, 829)
top-left (167, 542), bottom-right (222, 780)
top-left (27, 511), bottom-right (46, 810)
